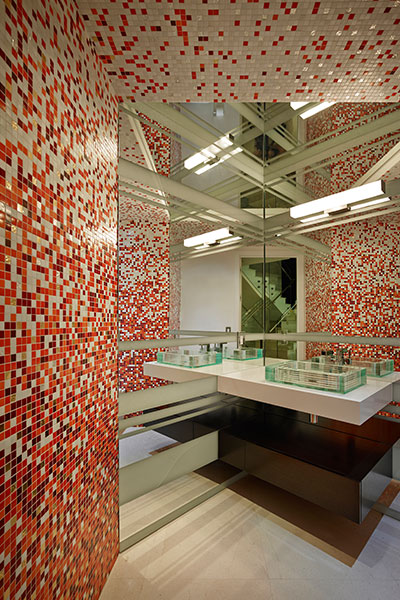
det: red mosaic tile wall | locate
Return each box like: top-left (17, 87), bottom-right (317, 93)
top-left (329, 103), bottom-right (400, 193)
top-left (119, 112), bottom-right (147, 167)
top-left (0, 1), bottom-right (119, 598)
top-left (118, 120), bottom-right (171, 392)
top-left (139, 112), bottom-right (171, 176)
top-left (304, 229), bottom-right (332, 332)
top-left (118, 216), bottom-right (170, 392)
top-left (330, 215), bottom-right (400, 368)
top-left (305, 104), bottom-right (400, 415)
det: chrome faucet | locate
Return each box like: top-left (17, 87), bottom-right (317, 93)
top-left (335, 349), bottom-right (345, 364)
top-left (335, 348), bottom-right (351, 365)
top-left (237, 331), bottom-right (246, 349)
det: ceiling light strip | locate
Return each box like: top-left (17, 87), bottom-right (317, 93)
top-left (183, 227), bottom-right (241, 248)
top-left (290, 181), bottom-right (386, 220)
top-left (292, 204), bottom-right (400, 237)
top-left (349, 197), bottom-right (390, 210)
top-left (267, 103), bottom-right (400, 169)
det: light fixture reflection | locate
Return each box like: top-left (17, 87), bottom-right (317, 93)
top-left (350, 197), bottom-right (390, 210)
top-left (184, 227), bottom-right (242, 248)
top-left (290, 101), bottom-right (335, 119)
top-left (290, 181), bottom-right (386, 219)
top-left (184, 135), bottom-right (236, 172)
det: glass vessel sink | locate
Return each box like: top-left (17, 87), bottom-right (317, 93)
top-left (223, 347), bottom-right (263, 361)
top-left (312, 356), bottom-right (394, 377)
top-left (265, 360), bottom-right (367, 394)
top-left (157, 349), bottom-right (222, 368)
top-left (349, 357), bottom-right (394, 377)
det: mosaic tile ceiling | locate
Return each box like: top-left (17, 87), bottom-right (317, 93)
top-left (78, 0), bottom-right (400, 102)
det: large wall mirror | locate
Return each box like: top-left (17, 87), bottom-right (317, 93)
top-left (118, 101), bottom-right (400, 391)
top-left (117, 101), bottom-right (400, 549)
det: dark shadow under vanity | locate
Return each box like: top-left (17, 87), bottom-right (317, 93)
top-left (220, 405), bottom-right (400, 523)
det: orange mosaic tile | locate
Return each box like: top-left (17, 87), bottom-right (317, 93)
top-left (0, 1), bottom-right (119, 598)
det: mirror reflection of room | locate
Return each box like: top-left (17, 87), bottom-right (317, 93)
top-left (119, 102), bottom-right (400, 377)
top-left (117, 100), bottom-right (400, 552)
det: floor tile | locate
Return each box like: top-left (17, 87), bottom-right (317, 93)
top-left (269, 578), bottom-right (400, 600)
top-left (120, 473), bottom-right (217, 540)
top-left (107, 483), bottom-right (400, 600)
top-left (99, 577), bottom-right (143, 600)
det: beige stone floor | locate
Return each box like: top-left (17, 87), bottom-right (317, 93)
top-left (120, 473), bottom-right (218, 541)
top-left (102, 475), bottom-right (400, 600)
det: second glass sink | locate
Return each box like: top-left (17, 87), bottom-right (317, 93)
top-left (157, 350), bottom-right (222, 368)
top-left (223, 347), bottom-right (263, 361)
top-left (312, 355), bottom-right (394, 377)
top-left (348, 357), bottom-right (394, 377)
top-left (265, 360), bottom-right (367, 394)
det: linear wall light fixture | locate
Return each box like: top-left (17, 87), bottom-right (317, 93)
top-left (184, 135), bottom-right (236, 172)
top-left (219, 236), bottom-right (242, 244)
top-left (290, 181), bottom-right (388, 221)
top-left (193, 148), bottom-right (243, 174)
top-left (183, 227), bottom-right (241, 248)
top-left (194, 163), bottom-right (214, 175)
top-left (184, 150), bottom-right (215, 170)
top-left (349, 197), bottom-right (391, 210)
top-left (290, 101), bottom-right (335, 119)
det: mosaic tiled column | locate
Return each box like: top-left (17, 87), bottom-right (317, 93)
top-left (0, 1), bottom-right (119, 598)
top-left (118, 117), bottom-right (171, 392)
top-left (118, 211), bottom-right (170, 392)
top-left (304, 229), bottom-right (333, 358)
top-left (330, 215), bottom-right (400, 370)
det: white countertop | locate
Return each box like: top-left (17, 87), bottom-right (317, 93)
top-left (143, 360), bottom-right (400, 425)
top-left (143, 357), bottom-right (270, 381)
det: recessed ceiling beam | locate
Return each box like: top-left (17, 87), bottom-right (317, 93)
top-left (119, 158), bottom-right (264, 232)
top-left (118, 188), bottom-right (241, 231)
top-left (205, 177), bottom-right (257, 201)
top-left (229, 102), bottom-right (299, 152)
top-left (285, 234), bottom-right (331, 255)
top-left (119, 186), bottom-right (267, 241)
top-left (224, 104), bottom-right (314, 204)
top-left (227, 102), bottom-right (264, 133)
top-left (354, 141), bottom-right (400, 186)
top-left (129, 101), bottom-right (313, 206)
top-left (234, 126), bottom-right (264, 148)
top-left (264, 109), bottom-right (400, 183)
top-left (263, 104), bottom-right (298, 131)
top-left (130, 101), bottom-right (264, 184)
top-left (266, 129), bottom-right (295, 151)
top-left (268, 180), bottom-right (311, 204)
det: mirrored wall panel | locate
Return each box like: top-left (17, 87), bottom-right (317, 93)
top-left (118, 101), bottom-right (400, 386)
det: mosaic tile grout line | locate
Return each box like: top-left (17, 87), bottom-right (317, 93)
top-left (1, 0), bottom-right (119, 598)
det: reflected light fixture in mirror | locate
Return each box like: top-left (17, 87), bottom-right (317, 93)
top-left (183, 135), bottom-right (242, 175)
top-left (290, 101), bottom-right (335, 118)
top-left (290, 181), bottom-right (388, 221)
top-left (183, 227), bottom-right (241, 248)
